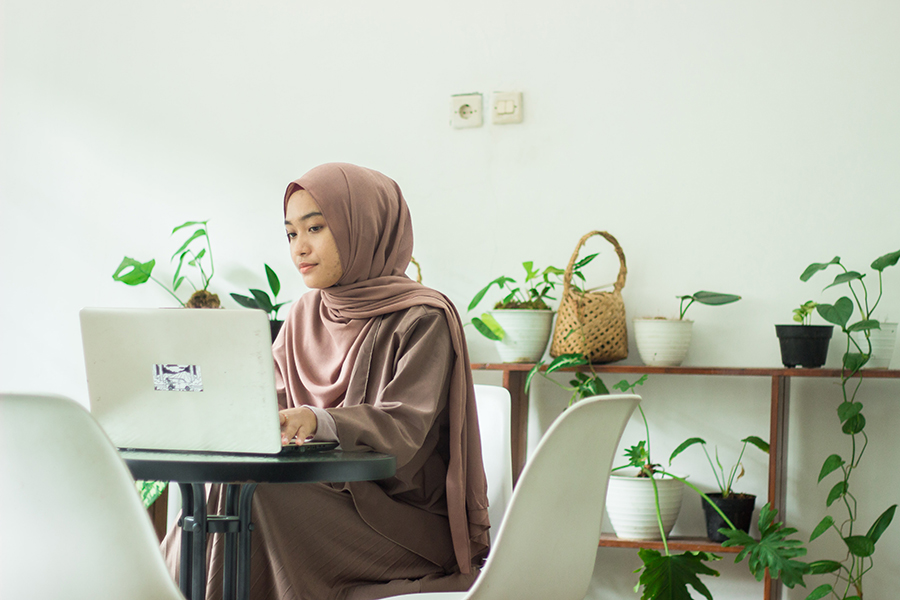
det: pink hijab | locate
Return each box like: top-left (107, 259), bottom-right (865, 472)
top-left (276, 163), bottom-right (489, 573)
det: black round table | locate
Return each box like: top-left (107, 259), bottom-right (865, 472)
top-left (122, 449), bottom-right (396, 600)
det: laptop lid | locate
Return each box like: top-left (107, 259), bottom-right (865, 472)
top-left (79, 307), bottom-right (283, 454)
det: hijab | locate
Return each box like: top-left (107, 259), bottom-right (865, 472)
top-left (275, 163), bottom-right (489, 573)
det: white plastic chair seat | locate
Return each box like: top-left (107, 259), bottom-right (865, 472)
top-left (0, 393), bottom-right (185, 600)
top-left (382, 393), bottom-right (641, 600)
top-left (473, 384), bottom-right (513, 536)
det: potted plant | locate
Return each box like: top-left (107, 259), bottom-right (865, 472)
top-left (774, 301), bottom-right (834, 368)
top-left (230, 264), bottom-right (291, 342)
top-left (797, 250), bottom-right (899, 599)
top-left (633, 291), bottom-right (741, 367)
top-left (668, 435), bottom-right (769, 542)
top-left (467, 261), bottom-right (564, 363)
top-left (112, 220), bottom-right (220, 308)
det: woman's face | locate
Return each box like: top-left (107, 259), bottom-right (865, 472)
top-left (284, 190), bottom-right (344, 289)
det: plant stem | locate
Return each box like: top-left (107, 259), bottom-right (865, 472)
top-left (150, 276), bottom-right (185, 306)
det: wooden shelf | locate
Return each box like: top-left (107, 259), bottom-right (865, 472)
top-left (472, 362), bottom-right (900, 600)
top-left (598, 533), bottom-right (743, 554)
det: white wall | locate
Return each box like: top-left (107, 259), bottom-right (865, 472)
top-left (2, 1), bottom-right (898, 598)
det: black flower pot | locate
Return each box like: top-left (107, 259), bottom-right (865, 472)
top-left (270, 320), bottom-right (284, 343)
top-left (775, 324), bottom-right (833, 368)
top-left (702, 493), bottom-right (756, 542)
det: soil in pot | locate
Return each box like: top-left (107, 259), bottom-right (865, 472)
top-left (775, 324), bottom-right (833, 368)
top-left (702, 492), bottom-right (756, 542)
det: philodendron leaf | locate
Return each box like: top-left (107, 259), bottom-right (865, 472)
top-left (836, 402), bottom-right (863, 423)
top-left (871, 249), bottom-right (900, 272)
top-left (807, 560), bottom-right (841, 575)
top-left (170, 228), bottom-right (207, 260)
top-left (800, 257), bottom-right (841, 282)
top-left (113, 257), bottom-right (156, 285)
top-left (841, 413), bottom-right (866, 435)
top-left (847, 319), bottom-right (880, 333)
top-left (844, 535), bottom-right (875, 558)
top-left (804, 584), bottom-right (834, 600)
top-left (249, 289), bottom-right (274, 313)
top-left (866, 504), bottom-right (897, 544)
top-left (468, 276), bottom-right (514, 311)
top-left (816, 297), bottom-right (853, 328)
top-left (635, 549), bottom-right (720, 600)
top-left (826, 481), bottom-right (848, 507)
top-left (472, 316), bottom-right (503, 341)
top-left (843, 352), bottom-right (869, 372)
top-left (171, 220), bottom-right (207, 233)
top-left (809, 516), bottom-right (834, 542)
top-left (545, 353), bottom-right (589, 374)
top-left (817, 454), bottom-right (845, 483)
top-left (265, 264), bottom-right (281, 297)
top-left (742, 435), bottom-right (770, 454)
top-left (690, 291), bottom-right (742, 305)
top-left (669, 438), bottom-right (706, 464)
top-left (573, 252), bottom-right (599, 270)
top-left (722, 504), bottom-right (809, 588)
top-left (524, 362), bottom-right (544, 394)
top-left (823, 271), bottom-right (864, 291)
top-left (230, 293), bottom-right (260, 310)
top-left (579, 377), bottom-right (609, 398)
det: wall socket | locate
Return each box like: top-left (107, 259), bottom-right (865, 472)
top-left (450, 93), bottom-right (483, 128)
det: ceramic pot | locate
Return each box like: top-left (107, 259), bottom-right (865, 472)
top-left (775, 324), bottom-right (833, 368)
top-left (701, 492), bottom-right (756, 542)
top-left (633, 319), bottom-right (693, 367)
top-left (851, 322), bottom-right (897, 369)
top-left (605, 471), bottom-right (685, 540)
top-left (489, 309), bottom-right (554, 363)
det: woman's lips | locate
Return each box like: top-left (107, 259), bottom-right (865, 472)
top-left (298, 262), bottom-right (315, 274)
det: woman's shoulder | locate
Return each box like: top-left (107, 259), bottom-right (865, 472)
top-left (382, 304), bottom-right (448, 330)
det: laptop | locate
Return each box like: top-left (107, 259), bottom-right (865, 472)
top-left (79, 307), bottom-right (336, 455)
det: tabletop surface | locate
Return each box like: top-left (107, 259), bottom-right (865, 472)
top-left (121, 448), bottom-right (397, 484)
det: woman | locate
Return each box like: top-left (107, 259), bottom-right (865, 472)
top-left (165, 163), bottom-right (490, 600)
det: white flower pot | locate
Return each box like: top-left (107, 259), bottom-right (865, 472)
top-left (851, 322), bottom-right (897, 369)
top-left (489, 309), bottom-right (554, 363)
top-left (633, 318), bottom-right (693, 367)
top-left (606, 471), bottom-right (685, 540)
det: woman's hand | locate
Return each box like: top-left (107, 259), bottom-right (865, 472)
top-left (279, 407), bottom-right (318, 445)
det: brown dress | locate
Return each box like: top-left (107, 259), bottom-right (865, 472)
top-left (163, 305), bottom-right (485, 599)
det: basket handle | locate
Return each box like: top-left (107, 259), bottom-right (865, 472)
top-left (562, 231), bottom-right (627, 294)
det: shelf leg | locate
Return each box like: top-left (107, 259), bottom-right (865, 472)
top-left (503, 369), bottom-right (529, 486)
top-left (765, 375), bottom-right (790, 600)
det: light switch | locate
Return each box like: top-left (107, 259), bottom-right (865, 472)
top-left (450, 93), bottom-right (483, 128)
top-left (491, 92), bottom-right (523, 124)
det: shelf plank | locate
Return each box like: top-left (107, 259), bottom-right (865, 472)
top-left (472, 363), bottom-right (900, 379)
top-left (599, 533), bottom-right (743, 553)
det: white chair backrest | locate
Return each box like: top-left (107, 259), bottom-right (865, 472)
top-left (473, 384), bottom-right (514, 536)
top-left (0, 393), bottom-right (184, 600)
top-left (467, 394), bottom-right (640, 600)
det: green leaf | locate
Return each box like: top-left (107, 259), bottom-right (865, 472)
top-left (826, 481), bottom-right (848, 506)
top-left (866, 504), bottom-right (897, 544)
top-left (468, 276), bottom-right (514, 311)
top-left (841, 413), bottom-right (866, 435)
top-left (722, 504), bottom-right (809, 588)
top-left (579, 377), bottom-right (609, 398)
top-left (573, 252), bottom-right (599, 270)
top-left (844, 535), bottom-right (875, 557)
top-left (816, 297), bottom-right (853, 328)
top-left (871, 249), bottom-right (900, 272)
top-left (625, 441), bottom-right (650, 469)
top-left (112, 257), bottom-right (155, 285)
top-left (250, 289), bottom-right (274, 313)
top-left (804, 584), bottom-right (833, 600)
top-left (669, 438), bottom-right (706, 465)
top-left (690, 291), bottom-right (742, 306)
top-left (635, 549), bottom-right (720, 600)
top-left (472, 316), bottom-right (502, 341)
top-left (837, 401), bottom-right (863, 423)
top-left (171, 220), bottom-right (208, 233)
top-left (524, 362), bottom-right (543, 393)
top-left (847, 319), bottom-right (880, 333)
top-left (265, 264), bottom-right (281, 297)
top-left (741, 435), bottom-right (770, 454)
top-left (823, 271), bottom-right (864, 291)
top-left (135, 480), bottom-right (168, 509)
top-left (807, 560), bottom-right (841, 575)
top-left (544, 353), bottom-right (589, 374)
top-left (800, 257), bottom-right (840, 282)
top-left (173, 276), bottom-right (185, 291)
top-left (843, 352), bottom-right (869, 372)
top-left (613, 374), bottom-right (649, 393)
top-left (170, 228), bottom-right (207, 260)
top-left (809, 516), bottom-right (834, 542)
top-left (230, 293), bottom-right (259, 309)
top-left (818, 454), bottom-right (845, 482)
top-left (522, 261), bottom-right (538, 281)
top-left (189, 248), bottom-right (207, 264)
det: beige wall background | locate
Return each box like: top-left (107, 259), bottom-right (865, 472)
top-left (2, 1), bottom-right (898, 598)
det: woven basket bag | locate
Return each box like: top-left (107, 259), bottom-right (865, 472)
top-left (549, 231), bottom-right (628, 363)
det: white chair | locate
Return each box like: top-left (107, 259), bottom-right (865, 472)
top-left (384, 393), bottom-right (641, 600)
top-left (0, 393), bottom-right (185, 600)
top-left (473, 384), bottom-right (514, 535)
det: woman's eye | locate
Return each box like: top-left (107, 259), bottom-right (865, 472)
top-left (286, 232), bottom-right (296, 240)
top-left (309, 225), bottom-right (323, 233)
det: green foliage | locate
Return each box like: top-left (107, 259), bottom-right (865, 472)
top-left (793, 300), bottom-right (819, 325)
top-left (668, 435), bottom-right (769, 498)
top-left (230, 264), bottom-right (291, 321)
top-left (635, 549), bottom-right (720, 600)
top-left (112, 220), bottom-right (215, 306)
top-left (136, 480), bottom-right (167, 509)
top-left (800, 249), bottom-right (899, 599)
top-left (676, 291), bottom-right (742, 320)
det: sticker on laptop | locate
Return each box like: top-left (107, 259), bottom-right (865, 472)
top-left (154, 364), bottom-right (204, 392)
